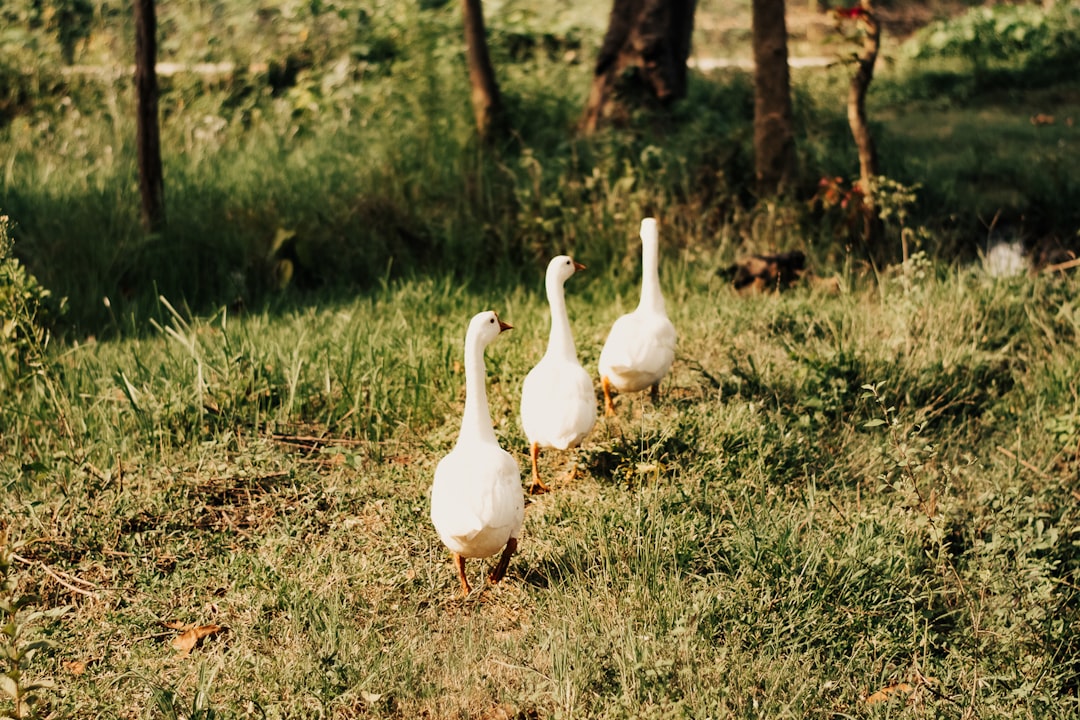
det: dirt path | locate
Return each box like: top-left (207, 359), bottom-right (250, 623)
top-left (689, 56), bottom-right (835, 71)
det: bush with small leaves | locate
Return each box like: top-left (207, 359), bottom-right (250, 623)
top-left (0, 215), bottom-right (66, 391)
top-left (0, 534), bottom-right (68, 720)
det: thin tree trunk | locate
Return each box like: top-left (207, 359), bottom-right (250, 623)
top-left (752, 0), bottom-right (796, 196)
top-left (461, 0), bottom-right (504, 142)
top-left (134, 0), bottom-right (165, 232)
top-left (581, 0), bottom-right (696, 134)
top-left (847, 0), bottom-right (880, 196)
top-left (844, 0), bottom-right (881, 248)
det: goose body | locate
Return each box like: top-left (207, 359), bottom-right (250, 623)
top-left (598, 218), bottom-right (677, 414)
top-left (430, 311), bottom-right (524, 596)
top-left (520, 256), bottom-right (597, 493)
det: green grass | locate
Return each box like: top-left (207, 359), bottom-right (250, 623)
top-left (2, 2), bottom-right (1080, 716)
top-left (3, 250), bottom-right (1080, 717)
top-left (874, 86), bottom-right (1080, 238)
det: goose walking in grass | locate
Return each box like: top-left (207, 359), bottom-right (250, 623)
top-left (430, 311), bottom-right (524, 597)
top-left (520, 255), bottom-right (597, 494)
top-left (598, 217), bottom-right (677, 415)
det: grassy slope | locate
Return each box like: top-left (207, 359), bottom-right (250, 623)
top-left (3, 253), bottom-right (1079, 718)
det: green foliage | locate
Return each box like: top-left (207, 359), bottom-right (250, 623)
top-left (907, 3), bottom-right (1079, 65)
top-left (0, 0), bottom-right (1077, 333)
top-left (0, 534), bottom-right (67, 720)
top-left (904, 3), bottom-right (1080, 87)
top-left (149, 665), bottom-right (222, 720)
top-left (0, 215), bottom-right (66, 391)
top-left (0, 0), bottom-right (93, 63)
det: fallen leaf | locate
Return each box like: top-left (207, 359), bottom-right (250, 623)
top-left (865, 682), bottom-right (914, 704)
top-left (481, 704), bottom-right (515, 720)
top-left (63, 660), bottom-right (86, 675)
top-left (172, 624), bottom-right (225, 656)
top-left (361, 691), bottom-right (382, 704)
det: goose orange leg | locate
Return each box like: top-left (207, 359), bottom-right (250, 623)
top-left (529, 442), bottom-right (549, 495)
top-left (454, 553), bottom-right (471, 597)
top-left (487, 537), bottom-right (518, 585)
top-left (602, 375), bottom-right (616, 416)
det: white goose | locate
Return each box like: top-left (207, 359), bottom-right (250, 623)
top-left (520, 255), bottom-right (597, 494)
top-left (430, 311), bottom-right (524, 597)
top-left (598, 217), bottom-right (677, 415)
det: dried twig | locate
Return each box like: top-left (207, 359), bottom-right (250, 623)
top-left (271, 433), bottom-right (366, 446)
top-left (12, 553), bottom-right (102, 600)
top-left (996, 445), bottom-right (1049, 478)
top-left (1043, 256), bottom-right (1080, 274)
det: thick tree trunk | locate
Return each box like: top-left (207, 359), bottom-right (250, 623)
top-left (581, 0), bottom-right (696, 134)
top-left (461, 0), bottom-right (504, 142)
top-left (134, 0), bottom-right (165, 232)
top-left (752, 0), bottom-right (796, 196)
top-left (847, 0), bottom-right (880, 196)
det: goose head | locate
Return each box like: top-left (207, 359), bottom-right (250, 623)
top-left (547, 255), bottom-right (586, 287)
top-left (467, 310), bottom-right (513, 349)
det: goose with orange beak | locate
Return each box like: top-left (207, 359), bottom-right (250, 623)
top-left (520, 255), bottom-right (596, 494)
top-left (430, 311), bottom-right (524, 596)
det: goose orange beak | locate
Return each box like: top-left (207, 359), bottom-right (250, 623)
top-left (573, 261), bottom-right (586, 272)
top-left (498, 318), bottom-right (513, 333)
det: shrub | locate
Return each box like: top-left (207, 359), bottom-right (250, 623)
top-left (0, 215), bottom-right (66, 390)
top-left (904, 3), bottom-right (1080, 88)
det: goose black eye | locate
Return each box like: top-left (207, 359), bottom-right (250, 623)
top-left (489, 318), bottom-right (495, 324)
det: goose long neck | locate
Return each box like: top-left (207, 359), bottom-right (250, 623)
top-left (460, 335), bottom-right (498, 444)
top-left (638, 236), bottom-right (666, 313)
top-left (546, 276), bottom-right (577, 361)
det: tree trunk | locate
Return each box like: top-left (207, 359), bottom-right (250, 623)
top-left (580, 0), bottom-right (697, 134)
top-left (134, 0), bottom-right (165, 233)
top-left (461, 0), bottom-right (504, 142)
top-left (847, 0), bottom-right (880, 196)
top-left (752, 0), bottom-right (796, 196)
top-left (842, 1), bottom-right (882, 249)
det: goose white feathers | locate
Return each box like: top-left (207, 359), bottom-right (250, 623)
top-left (520, 255), bottom-right (597, 494)
top-left (598, 217), bottom-right (677, 415)
top-left (430, 310), bottom-right (524, 596)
